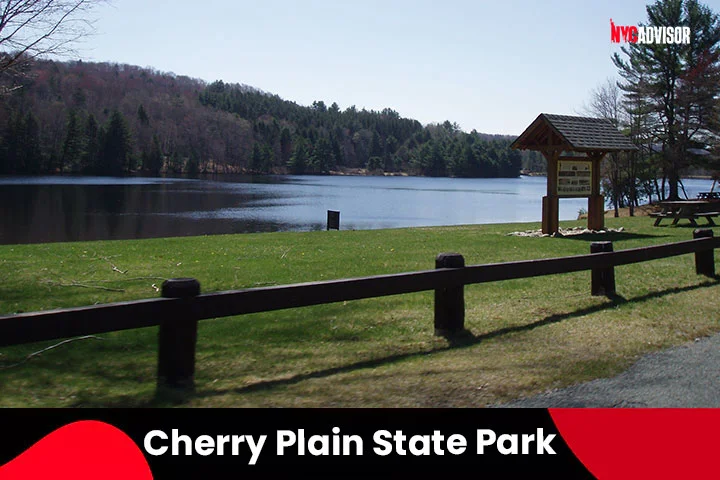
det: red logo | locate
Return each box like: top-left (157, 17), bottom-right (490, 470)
top-left (610, 19), bottom-right (690, 44)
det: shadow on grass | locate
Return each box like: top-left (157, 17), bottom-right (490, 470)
top-left (187, 278), bottom-right (719, 403)
top-left (553, 232), bottom-right (671, 242)
top-left (652, 223), bottom-right (719, 229)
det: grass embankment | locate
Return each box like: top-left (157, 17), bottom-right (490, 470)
top-left (1, 217), bottom-right (718, 407)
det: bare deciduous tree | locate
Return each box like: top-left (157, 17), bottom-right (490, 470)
top-left (0, 0), bottom-right (103, 93)
top-left (582, 78), bottom-right (627, 217)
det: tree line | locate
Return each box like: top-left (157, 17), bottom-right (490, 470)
top-left (0, 59), bottom-right (525, 177)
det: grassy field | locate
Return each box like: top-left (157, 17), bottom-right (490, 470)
top-left (1, 217), bottom-right (718, 407)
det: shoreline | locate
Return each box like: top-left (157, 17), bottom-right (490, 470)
top-left (0, 211), bottom-right (653, 247)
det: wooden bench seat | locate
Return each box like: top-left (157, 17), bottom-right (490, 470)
top-left (693, 212), bottom-right (719, 226)
top-left (649, 212), bottom-right (668, 226)
top-left (651, 211), bottom-right (718, 226)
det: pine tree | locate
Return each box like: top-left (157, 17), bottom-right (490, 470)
top-left (280, 127), bottom-right (292, 166)
top-left (82, 114), bottom-right (100, 173)
top-left (137, 104), bottom-right (150, 126)
top-left (146, 134), bottom-right (163, 174)
top-left (168, 151), bottom-right (182, 173)
top-left (20, 113), bottom-right (42, 173)
top-left (427, 140), bottom-right (447, 177)
top-left (261, 143), bottom-right (274, 173)
top-left (99, 110), bottom-right (132, 175)
top-left (331, 136), bottom-right (344, 167)
top-left (186, 150), bottom-right (200, 176)
top-left (310, 136), bottom-right (335, 173)
top-left (61, 110), bottom-right (84, 172)
top-left (370, 130), bottom-right (383, 158)
top-left (288, 139), bottom-right (308, 174)
top-left (612, 0), bottom-right (720, 199)
top-left (250, 143), bottom-right (264, 173)
top-left (0, 112), bottom-right (21, 173)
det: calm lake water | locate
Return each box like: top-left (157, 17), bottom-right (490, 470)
top-left (0, 175), bottom-right (715, 245)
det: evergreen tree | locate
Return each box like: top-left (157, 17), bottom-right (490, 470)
top-left (310, 136), bottom-right (335, 173)
top-left (367, 156), bottom-right (383, 171)
top-left (261, 143), bottom-right (274, 173)
top-left (99, 110), bottom-right (132, 175)
top-left (250, 143), bottom-right (264, 173)
top-left (280, 127), bottom-right (292, 166)
top-left (612, 0), bottom-right (720, 199)
top-left (146, 134), bottom-right (163, 174)
top-left (0, 112), bottom-right (21, 173)
top-left (186, 150), bottom-right (200, 176)
top-left (370, 130), bottom-right (383, 158)
top-left (168, 151), bottom-right (182, 173)
top-left (82, 114), bottom-right (100, 173)
top-left (427, 140), bottom-right (447, 177)
top-left (20, 113), bottom-right (42, 173)
top-left (61, 110), bottom-right (84, 172)
top-left (288, 138), bottom-right (308, 174)
top-left (137, 104), bottom-right (150, 126)
top-left (331, 136), bottom-right (344, 167)
top-left (453, 144), bottom-right (477, 177)
top-left (384, 135), bottom-right (398, 171)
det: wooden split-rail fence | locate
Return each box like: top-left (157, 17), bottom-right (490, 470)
top-left (0, 229), bottom-right (717, 394)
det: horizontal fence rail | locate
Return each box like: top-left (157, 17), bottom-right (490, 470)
top-left (1, 229), bottom-right (718, 392)
top-left (2, 234), bottom-right (719, 348)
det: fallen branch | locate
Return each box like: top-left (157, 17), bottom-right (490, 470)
top-left (1, 336), bottom-right (104, 370)
top-left (42, 280), bottom-right (125, 292)
top-left (101, 255), bottom-right (128, 274)
top-left (93, 276), bottom-right (168, 283)
top-left (89, 253), bottom-right (128, 274)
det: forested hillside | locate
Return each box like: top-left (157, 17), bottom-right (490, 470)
top-left (0, 59), bottom-right (534, 177)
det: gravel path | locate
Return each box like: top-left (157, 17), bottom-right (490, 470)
top-left (501, 334), bottom-right (720, 408)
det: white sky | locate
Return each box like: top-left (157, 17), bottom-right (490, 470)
top-left (77, 0), bottom-right (720, 135)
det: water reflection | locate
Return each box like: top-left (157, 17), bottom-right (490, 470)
top-left (0, 176), bottom-right (296, 244)
top-left (0, 175), bottom-right (714, 245)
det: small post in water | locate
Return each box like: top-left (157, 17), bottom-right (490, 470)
top-left (434, 253), bottom-right (465, 336)
top-left (590, 241), bottom-right (616, 296)
top-left (693, 229), bottom-right (715, 277)
top-left (158, 278), bottom-right (200, 394)
top-left (327, 210), bottom-right (340, 231)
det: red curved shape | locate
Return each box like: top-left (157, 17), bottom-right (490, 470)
top-left (550, 409), bottom-right (720, 480)
top-left (0, 420), bottom-right (152, 480)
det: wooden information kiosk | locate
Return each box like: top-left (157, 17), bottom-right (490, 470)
top-left (511, 114), bottom-right (638, 234)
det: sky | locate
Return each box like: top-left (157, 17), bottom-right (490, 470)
top-left (77, 0), bottom-right (720, 136)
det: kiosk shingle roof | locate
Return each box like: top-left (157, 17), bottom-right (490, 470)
top-left (512, 113), bottom-right (638, 152)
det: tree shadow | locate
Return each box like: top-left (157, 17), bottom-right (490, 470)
top-left (189, 279), bottom-right (719, 402)
top-left (553, 232), bottom-right (670, 242)
top-left (653, 223), bottom-right (719, 229)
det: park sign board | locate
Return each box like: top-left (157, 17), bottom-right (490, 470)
top-left (557, 160), bottom-right (592, 197)
top-left (510, 113), bottom-right (637, 234)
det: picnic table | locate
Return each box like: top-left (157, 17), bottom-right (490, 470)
top-left (650, 200), bottom-right (720, 227)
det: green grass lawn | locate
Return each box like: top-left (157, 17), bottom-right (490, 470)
top-left (1, 217), bottom-right (718, 407)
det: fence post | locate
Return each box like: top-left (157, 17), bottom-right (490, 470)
top-left (693, 229), bottom-right (715, 277)
top-left (434, 253), bottom-right (465, 336)
top-left (327, 210), bottom-right (340, 230)
top-left (591, 241), bottom-right (616, 296)
top-left (157, 278), bottom-right (200, 394)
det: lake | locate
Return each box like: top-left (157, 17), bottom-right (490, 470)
top-left (0, 175), bottom-right (714, 244)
